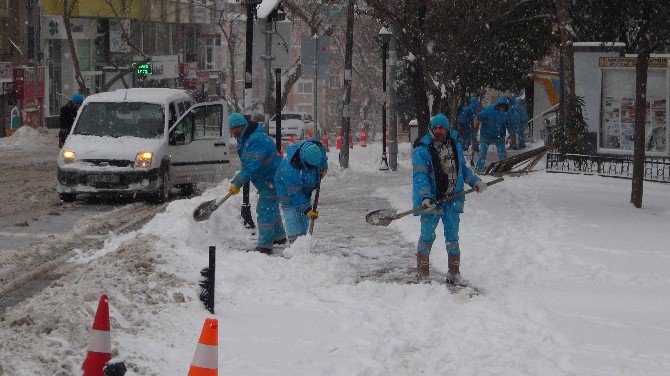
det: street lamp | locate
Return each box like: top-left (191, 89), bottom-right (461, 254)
top-left (379, 27), bottom-right (391, 171)
top-left (240, 0), bottom-right (263, 230)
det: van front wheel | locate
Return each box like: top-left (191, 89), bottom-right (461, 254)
top-left (149, 167), bottom-right (171, 204)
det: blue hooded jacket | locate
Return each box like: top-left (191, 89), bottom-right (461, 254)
top-left (274, 139), bottom-right (328, 212)
top-left (508, 97), bottom-right (529, 134)
top-left (412, 130), bottom-right (480, 214)
top-left (477, 95), bottom-right (510, 143)
top-left (231, 122), bottom-right (281, 190)
top-left (457, 96), bottom-right (480, 127)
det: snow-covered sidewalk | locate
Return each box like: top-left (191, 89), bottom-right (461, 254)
top-left (1, 143), bottom-right (668, 375)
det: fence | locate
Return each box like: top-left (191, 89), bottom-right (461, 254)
top-left (546, 152), bottom-right (670, 183)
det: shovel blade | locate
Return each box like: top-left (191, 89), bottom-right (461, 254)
top-left (365, 209), bottom-right (398, 226)
top-left (193, 199), bottom-right (217, 222)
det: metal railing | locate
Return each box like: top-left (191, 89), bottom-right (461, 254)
top-left (546, 152), bottom-right (670, 183)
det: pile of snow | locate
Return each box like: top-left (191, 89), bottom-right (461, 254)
top-left (0, 126), bottom-right (54, 150)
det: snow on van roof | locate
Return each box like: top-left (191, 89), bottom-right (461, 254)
top-left (84, 88), bottom-right (191, 106)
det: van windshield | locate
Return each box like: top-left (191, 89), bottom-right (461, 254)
top-left (73, 102), bottom-right (165, 139)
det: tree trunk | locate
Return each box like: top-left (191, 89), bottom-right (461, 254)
top-left (631, 47), bottom-right (650, 208)
top-left (63, 0), bottom-right (88, 94)
top-left (555, 0), bottom-right (576, 123)
top-left (408, 58), bottom-right (431, 136)
top-left (339, 0), bottom-right (354, 168)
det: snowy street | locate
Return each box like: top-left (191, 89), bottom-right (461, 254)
top-left (1, 136), bottom-right (669, 375)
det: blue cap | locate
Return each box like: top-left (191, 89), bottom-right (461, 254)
top-left (430, 113), bottom-right (450, 130)
top-left (72, 93), bottom-right (84, 105)
top-left (301, 143), bottom-right (322, 167)
top-left (228, 113), bottom-right (248, 129)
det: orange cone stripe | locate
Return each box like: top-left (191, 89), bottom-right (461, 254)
top-left (187, 365), bottom-right (217, 376)
top-left (191, 343), bottom-right (218, 369)
top-left (86, 329), bottom-right (111, 353)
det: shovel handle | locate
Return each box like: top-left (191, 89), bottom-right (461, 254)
top-left (216, 192), bottom-right (233, 208)
top-left (392, 177), bottom-right (504, 221)
top-left (308, 179), bottom-right (321, 235)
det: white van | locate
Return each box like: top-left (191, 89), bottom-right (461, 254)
top-left (268, 111), bottom-right (317, 141)
top-left (57, 88), bottom-right (231, 203)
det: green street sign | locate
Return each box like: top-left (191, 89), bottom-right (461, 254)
top-left (135, 63), bottom-right (152, 76)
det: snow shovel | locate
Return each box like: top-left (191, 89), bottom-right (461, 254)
top-left (193, 192), bottom-right (233, 222)
top-left (366, 177), bottom-right (504, 226)
top-left (308, 179), bottom-right (321, 235)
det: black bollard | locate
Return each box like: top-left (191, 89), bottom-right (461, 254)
top-left (199, 246), bottom-right (216, 314)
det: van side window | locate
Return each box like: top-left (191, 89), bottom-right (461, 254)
top-left (178, 101), bottom-right (188, 116)
top-left (176, 109), bottom-right (193, 143)
top-left (193, 105), bottom-right (223, 139)
top-left (169, 103), bottom-right (178, 127)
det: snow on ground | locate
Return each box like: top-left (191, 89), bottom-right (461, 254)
top-left (0, 126), bottom-right (55, 151)
top-left (1, 141), bottom-right (669, 375)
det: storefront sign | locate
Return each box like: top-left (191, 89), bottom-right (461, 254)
top-left (148, 55), bottom-right (179, 80)
top-left (13, 67), bottom-right (45, 103)
top-left (42, 16), bottom-right (93, 40)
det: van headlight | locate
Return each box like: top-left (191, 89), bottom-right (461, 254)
top-left (62, 149), bottom-right (76, 164)
top-left (134, 152), bottom-right (153, 168)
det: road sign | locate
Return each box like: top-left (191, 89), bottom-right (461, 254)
top-left (252, 20), bottom-right (293, 69)
top-left (301, 35), bottom-right (331, 79)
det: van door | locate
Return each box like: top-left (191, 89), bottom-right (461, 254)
top-left (168, 102), bottom-right (230, 184)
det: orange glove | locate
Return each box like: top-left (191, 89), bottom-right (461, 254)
top-left (229, 184), bottom-right (240, 195)
top-left (307, 209), bottom-right (319, 219)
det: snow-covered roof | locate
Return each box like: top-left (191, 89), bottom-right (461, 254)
top-left (257, 0), bottom-right (280, 19)
top-left (83, 89), bottom-right (191, 106)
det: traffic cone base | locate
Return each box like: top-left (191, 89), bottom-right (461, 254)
top-left (188, 318), bottom-right (218, 376)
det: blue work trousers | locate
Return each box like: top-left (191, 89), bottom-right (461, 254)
top-left (282, 205), bottom-right (309, 243)
top-left (256, 185), bottom-right (286, 248)
top-left (476, 140), bottom-right (507, 171)
top-left (458, 127), bottom-right (473, 151)
top-left (417, 208), bottom-right (461, 256)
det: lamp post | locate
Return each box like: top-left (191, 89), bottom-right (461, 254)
top-left (240, 0), bottom-right (262, 230)
top-left (379, 27), bottom-right (391, 171)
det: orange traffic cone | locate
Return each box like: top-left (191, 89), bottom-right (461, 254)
top-left (82, 295), bottom-right (112, 376)
top-left (307, 130), bottom-right (313, 139)
top-left (360, 128), bottom-right (367, 147)
top-left (188, 318), bottom-right (218, 376)
top-left (289, 134), bottom-right (295, 145)
top-left (321, 130), bottom-right (329, 152)
top-left (336, 129), bottom-right (342, 150)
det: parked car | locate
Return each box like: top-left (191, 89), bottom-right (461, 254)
top-left (268, 111), bottom-right (317, 141)
top-left (57, 88), bottom-right (231, 203)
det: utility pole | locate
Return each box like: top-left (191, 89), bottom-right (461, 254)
top-left (312, 34), bottom-right (319, 135)
top-left (275, 67), bottom-right (282, 152)
top-left (339, 0), bottom-right (354, 168)
top-left (378, 27), bottom-right (391, 171)
top-left (263, 15), bottom-right (274, 130)
top-left (241, 0), bottom-right (260, 230)
top-left (388, 32), bottom-right (398, 171)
